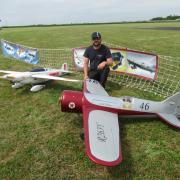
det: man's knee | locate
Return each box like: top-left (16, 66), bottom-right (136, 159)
top-left (88, 71), bottom-right (99, 81)
top-left (100, 66), bottom-right (110, 88)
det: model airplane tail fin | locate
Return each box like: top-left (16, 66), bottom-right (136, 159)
top-left (60, 63), bottom-right (73, 73)
top-left (163, 92), bottom-right (180, 116)
top-left (61, 63), bottom-right (68, 71)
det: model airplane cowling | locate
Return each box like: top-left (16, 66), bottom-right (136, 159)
top-left (60, 79), bottom-right (180, 166)
top-left (0, 63), bottom-right (81, 92)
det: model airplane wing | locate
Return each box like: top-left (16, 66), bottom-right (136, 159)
top-left (0, 70), bottom-right (23, 74)
top-left (83, 79), bottom-right (109, 96)
top-left (82, 79), bottom-right (122, 166)
top-left (31, 74), bottom-right (81, 82)
top-left (83, 106), bottom-right (122, 166)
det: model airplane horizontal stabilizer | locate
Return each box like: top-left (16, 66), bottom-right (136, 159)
top-left (60, 79), bottom-right (180, 166)
top-left (157, 113), bottom-right (180, 128)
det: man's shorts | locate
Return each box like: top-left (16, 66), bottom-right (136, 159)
top-left (88, 66), bottom-right (110, 88)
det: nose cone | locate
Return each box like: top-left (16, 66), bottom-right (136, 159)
top-left (60, 90), bottom-right (83, 113)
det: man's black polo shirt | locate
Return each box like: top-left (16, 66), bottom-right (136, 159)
top-left (83, 44), bottom-right (112, 71)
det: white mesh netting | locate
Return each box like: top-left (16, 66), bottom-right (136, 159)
top-left (1, 40), bottom-right (179, 98)
top-left (38, 43), bottom-right (180, 98)
top-left (104, 42), bottom-right (180, 98)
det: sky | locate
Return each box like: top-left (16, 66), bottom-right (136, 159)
top-left (0, 0), bottom-right (180, 26)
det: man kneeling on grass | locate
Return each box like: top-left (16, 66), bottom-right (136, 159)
top-left (83, 32), bottom-right (113, 88)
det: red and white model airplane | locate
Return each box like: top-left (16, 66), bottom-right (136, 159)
top-left (60, 79), bottom-right (180, 166)
top-left (0, 63), bottom-right (80, 92)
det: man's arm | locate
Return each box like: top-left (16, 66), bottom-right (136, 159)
top-left (106, 57), bottom-right (113, 66)
top-left (83, 57), bottom-right (89, 80)
top-left (98, 47), bottom-right (113, 70)
top-left (97, 57), bottom-right (113, 70)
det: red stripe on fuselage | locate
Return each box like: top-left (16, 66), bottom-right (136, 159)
top-left (48, 72), bottom-right (60, 76)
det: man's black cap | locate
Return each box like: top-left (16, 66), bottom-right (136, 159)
top-left (91, 32), bottom-right (101, 40)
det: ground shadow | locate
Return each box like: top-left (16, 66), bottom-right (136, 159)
top-left (15, 80), bottom-right (83, 95)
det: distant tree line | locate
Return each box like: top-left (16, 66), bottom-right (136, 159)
top-left (1, 21), bottom-right (149, 28)
top-left (1, 15), bottom-right (180, 28)
top-left (151, 15), bottom-right (180, 21)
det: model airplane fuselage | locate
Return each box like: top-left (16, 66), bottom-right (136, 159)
top-left (60, 79), bottom-right (180, 166)
top-left (0, 63), bottom-right (80, 92)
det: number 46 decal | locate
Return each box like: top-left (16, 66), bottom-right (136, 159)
top-left (140, 103), bottom-right (150, 110)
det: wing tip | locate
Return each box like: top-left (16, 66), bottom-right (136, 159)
top-left (85, 150), bottom-right (123, 166)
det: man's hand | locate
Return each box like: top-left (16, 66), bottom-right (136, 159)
top-left (97, 61), bottom-right (107, 70)
top-left (84, 75), bottom-right (89, 80)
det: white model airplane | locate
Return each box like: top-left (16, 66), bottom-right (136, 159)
top-left (60, 79), bottom-right (180, 166)
top-left (0, 63), bottom-right (80, 92)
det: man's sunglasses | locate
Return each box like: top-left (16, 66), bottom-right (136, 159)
top-left (92, 37), bottom-right (101, 41)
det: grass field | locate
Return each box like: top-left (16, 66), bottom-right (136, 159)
top-left (0, 22), bottom-right (180, 179)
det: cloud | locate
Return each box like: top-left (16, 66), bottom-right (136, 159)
top-left (0, 0), bottom-right (180, 25)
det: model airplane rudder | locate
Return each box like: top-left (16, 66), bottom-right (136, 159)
top-left (61, 63), bottom-right (68, 71)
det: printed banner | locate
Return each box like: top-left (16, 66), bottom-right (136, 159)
top-left (73, 47), bottom-right (158, 80)
top-left (1, 40), bottom-right (39, 64)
